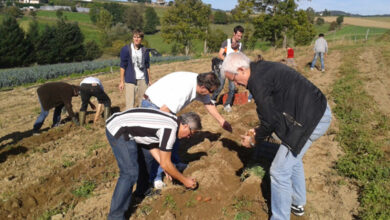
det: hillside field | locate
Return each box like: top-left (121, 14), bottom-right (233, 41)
top-left (1, 27), bottom-right (390, 219)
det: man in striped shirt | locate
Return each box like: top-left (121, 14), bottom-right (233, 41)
top-left (106, 108), bottom-right (201, 220)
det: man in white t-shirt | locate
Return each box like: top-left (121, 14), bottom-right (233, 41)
top-left (119, 29), bottom-right (151, 110)
top-left (142, 71), bottom-right (233, 189)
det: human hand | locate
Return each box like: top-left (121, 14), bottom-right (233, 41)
top-left (183, 177), bottom-right (197, 189)
top-left (240, 135), bottom-right (254, 148)
top-left (164, 170), bottom-right (172, 181)
top-left (222, 121), bottom-right (233, 133)
top-left (118, 82), bottom-right (124, 92)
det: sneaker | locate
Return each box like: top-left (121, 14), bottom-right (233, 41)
top-left (153, 180), bottom-right (166, 190)
top-left (291, 204), bottom-right (305, 216)
top-left (321, 69), bottom-right (325, 72)
top-left (310, 67), bottom-right (314, 71)
top-left (224, 104), bottom-right (232, 113)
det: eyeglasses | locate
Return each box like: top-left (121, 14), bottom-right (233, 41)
top-left (189, 127), bottom-right (196, 135)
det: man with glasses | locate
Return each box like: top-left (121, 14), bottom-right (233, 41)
top-left (106, 109), bottom-right (201, 220)
top-left (221, 52), bottom-right (331, 220)
top-left (142, 71), bottom-right (233, 189)
top-left (119, 29), bottom-right (151, 110)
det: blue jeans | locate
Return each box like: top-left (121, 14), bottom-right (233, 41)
top-left (33, 97), bottom-right (63, 131)
top-left (270, 104), bottom-right (332, 220)
top-left (211, 70), bottom-right (235, 107)
top-left (141, 99), bottom-right (184, 183)
top-left (311, 52), bottom-right (325, 70)
top-left (106, 129), bottom-right (153, 220)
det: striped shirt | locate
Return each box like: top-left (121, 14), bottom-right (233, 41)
top-left (106, 108), bottom-right (179, 151)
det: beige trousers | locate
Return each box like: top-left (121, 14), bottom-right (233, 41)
top-left (125, 79), bottom-right (147, 110)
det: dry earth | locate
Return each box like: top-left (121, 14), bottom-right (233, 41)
top-left (323, 16), bottom-right (390, 29)
top-left (5, 42), bottom-right (389, 219)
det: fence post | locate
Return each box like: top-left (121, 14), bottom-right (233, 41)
top-left (365, 29), bottom-right (370, 41)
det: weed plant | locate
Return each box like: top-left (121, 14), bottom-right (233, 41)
top-left (332, 48), bottom-right (390, 219)
top-left (72, 180), bottom-right (96, 198)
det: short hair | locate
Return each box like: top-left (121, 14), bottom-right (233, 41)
top-left (178, 112), bottom-right (202, 130)
top-left (319, 33), bottom-right (324, 37)
top-left (221, 52), bottom-right (250, 76)
top-left (197, 72), bottom-right (220, 92)
top-left (133, 29), bottom-right (144, 38)
top-left (234, 25), bottom-right (244, 34)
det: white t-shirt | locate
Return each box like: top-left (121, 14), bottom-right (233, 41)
top-left (131, 43), bottom-right (145, 80)
top-left (145, 72), bottom-right (211, 114)
top-left (80, 77), bottom-right (104, 90)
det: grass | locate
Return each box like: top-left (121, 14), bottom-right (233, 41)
top-left (87, 142), bottom-right (106, 156)
top-left (363, 16), bottom-right (390, 22)
top-left (240, 165), bottom-right (266, 181)
top-left (326, 25), bottom-right (388, 41)
top-left (163, 194), bottom-right (177, 210)
top-left (232, 196), bottom-right (253, 220)
top-left (37, 10), bottom-right (93, 24)
top-left (331, 46), bottom-right (390, 219)
top-left (72, 180), bottom-right (96, 198)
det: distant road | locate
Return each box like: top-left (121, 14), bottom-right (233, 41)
top-left (323, 16), bottom-right (390, 29)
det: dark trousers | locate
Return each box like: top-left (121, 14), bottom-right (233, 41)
top-left (106, 129), bottom-right (154, 220)
top-left (79, 83), bottom-right (111, 111)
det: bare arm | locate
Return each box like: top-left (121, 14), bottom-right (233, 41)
top-left (204, 103), bottom-right (225, 126)
top-left (119, 67), bottom-right (125, 91)
top-left (159, 104), bottom-right (171, 113)
top-left (93, 103), bottom-right (103, 124)
top-left (218, 48), bottom-right (225, 60)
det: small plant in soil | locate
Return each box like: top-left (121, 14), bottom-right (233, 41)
top-left (72, 180), bottom-right (96, 198)
top-left (163, 194), bottom-right (177, 210)
top-left (240, 165), bottom-right (265, 181)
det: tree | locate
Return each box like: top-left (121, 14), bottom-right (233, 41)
top-left (89, 5), bottom-right (100, 24)
top-left (144, 7), bottom-right (159, 34)
top-left (329, 21), bottom-right (337, 31)
top-left (103, 2), bottom-right (125, 25)
top-left (84, 40), bottom-right (102, 60)
top-left (96, 7), bottom-right (113, 33)
top-left (306, 7), bottom-right (315, 24)
top-left (56, 9), bottom-right (64, 19)
top-left (123, 5), bottom-right (144, 31)
top-left (161, 0), bottom-right (211, 55)
top-left (336, 15), bottom-right (344, 26)
top-left (55, 20), bottom-right (85, 62)
top-left (323, 9), bottom-right (331, 16)
top-left (316, 17), bottom-right (324, 25)
top-left (5, 6), bottom-right (23, 18)
top-left (213, 10), bottom-right (228, 24)
top-left (207, 29), bottom-right (227, 52)
top-left (36, 25), bottom-right (58, 64)
top-left (0, 16), bottom-right (34, 68)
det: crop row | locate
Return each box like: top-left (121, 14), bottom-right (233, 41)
top-left (0, 56), bottom-right (191, 88)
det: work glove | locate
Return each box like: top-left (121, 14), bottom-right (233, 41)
top-left (222, 121), bottom-right (233, 133)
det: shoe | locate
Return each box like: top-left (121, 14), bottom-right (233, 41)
top-left (310, 67), bottom-right (314, 71)
top-left (291, 204), bottom-right (305, 216)
top-left (153, 180), bottom-right (166, 190)
top-left (210, 99), bottom-right (216, 105)
top-left (321, 69), bottom-right (325, 72)
top-left (224, 104), bottom-right (232, 112)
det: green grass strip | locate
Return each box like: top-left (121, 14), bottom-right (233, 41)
top-left (331, 47), bottom-right (390, 219)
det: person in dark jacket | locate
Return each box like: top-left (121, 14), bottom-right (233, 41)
top-left (33, 82), bottom-right (80, 133)
top-left (221, 52), bottom-right (332, 220)
top-left (118, 29), bottom-right (151, 110)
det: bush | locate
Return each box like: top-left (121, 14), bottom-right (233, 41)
top-left (316, 17), bottom-right (325, 25)
top-left (207, 29), bottom-right (227, 52)
top-left (329, 21), bottom-right (338, 31)
top-left (84, 41), bottom-right (102, 61)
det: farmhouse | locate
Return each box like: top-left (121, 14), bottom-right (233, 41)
top-left (20, 0), bottom-right (39, 4)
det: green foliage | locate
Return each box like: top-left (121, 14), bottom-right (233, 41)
top-left (331, 51), bottom-right (390, 219)
top-left (240, 165), bottom-right (265, 181)
top-left (316, 17), bottom-right (325, 25)
top-left (305, 7), bottom-right (315, 24)
top-left (329, 21), bottom-right (338, 31)
top-left (232, 196), bottom-right (253, 220)
top-left (163, 194), bottom-right (177, 210)
top-left (72, 180), bottom-right (96, 198)
top-left (62, 160), bottom-right (75, 168)
top-left (84, 40), bottom-right (102, 61)
top-left (4, 6), bottom-right (23, 18)
top-left (123, 5), bottom-right (144, 31)
top-left (293, 10), bottom-right (316, 45)
top-left (234, 211), bottom-right (252, 220)
top-left (336, 15), bottom-right (344, 26)
top-left (213, 10), bottom-right (228, 24)
top-left (161, 0), bottom-right (211, 55)
top-left (144, 7), bottom-right (159, 34)
top-left (56, 9), bottom-right (64, 19)
top-left (96, 7), bottom-right (113, 33)
top-left (207, 29), bottom-right (227, 52)
top-left (0, 16), bottom-right (34, 68)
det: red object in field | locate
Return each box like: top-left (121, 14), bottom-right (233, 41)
top-left (222, 92), bottom-right (248, 105)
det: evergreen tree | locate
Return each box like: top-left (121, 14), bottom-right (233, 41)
top-left (144, 7), bottom-right (159, 34)
top-left (316, 17), bottom-right (325, 25)
top-left (336, 15), bottom-right (344, 26)
top-left (123, 5), bottom-right (144, 31)
top-left (55, 20), bottom-right (85, 62)
top-left (84, 40), bottom-right (102, 61)
top-left (161, 0), bottom-right (211, 55)
top-left (0, 16), bottom-right (33, 68)
top-left (26, 20), bottom-right (40, 64)
top-left (36, 25), bottom-right (59, 64)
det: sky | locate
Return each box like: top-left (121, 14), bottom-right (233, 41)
top-left (200, 0), bottom-right (390, 16)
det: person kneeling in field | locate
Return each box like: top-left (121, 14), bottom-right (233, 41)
top-left (106, 108), bottom-right (200, 220)
top-left (33, 82), bottom-right (80, 134)
top-left (78, 77), bottom-right (111, 125)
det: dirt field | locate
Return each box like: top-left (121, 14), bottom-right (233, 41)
top-left (3, 41), bottom-right (390, 219)
top-left (323, 16), bottom-right (390, 29)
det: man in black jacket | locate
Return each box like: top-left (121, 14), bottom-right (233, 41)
top-left (221, 52), bottom-right (332, 220)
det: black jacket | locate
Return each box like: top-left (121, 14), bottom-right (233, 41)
top-left (248, 61), bottom-right (327, 156)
